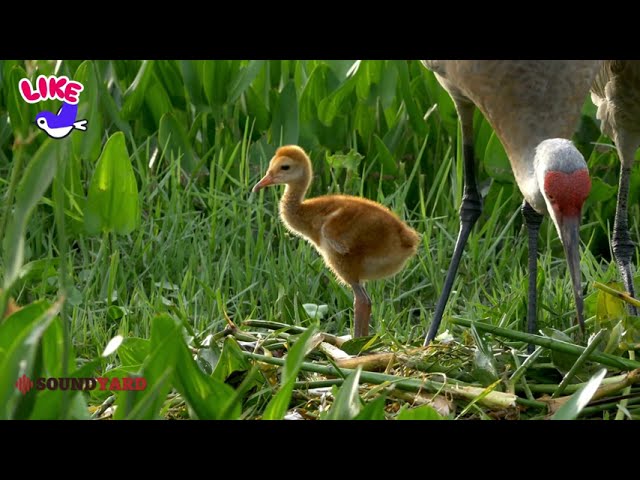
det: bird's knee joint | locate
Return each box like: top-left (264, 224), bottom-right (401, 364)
top-left (612, 239), bottom-right (635, 263)
top-left (460, 198), bottom-right (482, 223)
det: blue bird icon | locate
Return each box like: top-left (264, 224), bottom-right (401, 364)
top-left (35, 102), bottom-right (88, 139)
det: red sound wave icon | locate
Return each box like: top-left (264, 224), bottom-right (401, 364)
top-left (16, 374), bottom-right (34, 395)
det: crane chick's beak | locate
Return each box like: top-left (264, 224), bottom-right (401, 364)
top-left (558, 215), bottom-right (585, 333)
top-left (252, 173), bottom-right (274, 192)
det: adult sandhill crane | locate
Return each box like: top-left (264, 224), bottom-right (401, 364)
top-left (590, 60), bottom-right (640, 316)
top-left (420, 60), bottom-right (602, 348)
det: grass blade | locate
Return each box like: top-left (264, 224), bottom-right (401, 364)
top-left (551, 368), bottom-right (607, 420)
top-left (323, 366), bottom-right (362, 420)
top-left (263, 326), bottom-right (318, 420)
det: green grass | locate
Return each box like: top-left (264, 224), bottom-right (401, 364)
top-left (1, 60), bottom-right (639, 420)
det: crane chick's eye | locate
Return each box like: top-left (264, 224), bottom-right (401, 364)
top-left (281, 165), bottom-right (290, 171)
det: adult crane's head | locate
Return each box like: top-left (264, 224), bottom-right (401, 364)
top-left (535, 138), bottom-right (591, 331)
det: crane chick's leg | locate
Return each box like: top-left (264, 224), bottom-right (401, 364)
top-left (424, 101), bottom-right (482, 346)
top-left (351, 283), bottom-right (371, 338)
top-left (612, 136), bottom-right (639, 315)
top-left (522, 201), bottom-right (543, 353)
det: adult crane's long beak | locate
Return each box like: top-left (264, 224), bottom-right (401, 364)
top-left (558, 215), bottom-right (585, 333)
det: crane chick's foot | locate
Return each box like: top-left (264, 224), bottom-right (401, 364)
top-left (352, 283), bottom-right (371, 337)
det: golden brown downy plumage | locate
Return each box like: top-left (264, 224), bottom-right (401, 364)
top-left (253, 145), bottom-right (420, 337)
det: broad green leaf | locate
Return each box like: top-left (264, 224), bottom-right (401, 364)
top-left (0, 301), bottom-right (49, 354)
top-left (202, 60), bottom-right (237, 107)
top-left (603, 320), bottom-right (625, 354)
top-left (84, 132), bottom-right (140, 235)
top-left (117, 338), bottom-right (150, 366)
top-left (325, 60), bottom-right (359, 80)
top-left (318, 76), bottom-right (356, 127)
top-left (144, 76), bottom-right (173, 128)
top-left (587, 177), bottom-right (616, 203)
top-left (228, 60), bottom-right (265, 104)
top-left (172, 328), bottom-right (240, 420)
top-left (263, 326), bottom-right (318, 420)
top-left (53, 152), bottom-right (85, 234)
top-left (155, 60), bottom-right (185, 108)
top-left (551, 368), bottom-right (607, 420)
top-left (98, 77), bottom-right (132, 136)
top-left (355, 60), bottom-right (382, 101)
top-left (353, 102), bottom-right (376, 141)
top-left (3, 139), bottom-right (62, 290)
top-left (245, 86), bottom-right (270, 132)
top-left (354, 395), bottom-right (387, 420)
top-left (179, 60), bottom-right (206, 107)
top-left (0, 298), bottom-right (62, 420)
top-left (195, 343), bottom-right (220, 376)
top-left (470, 326), bottom-right (499, 387)
top-left (473, 115), bottom-right (494, 163)
top-left (396, 404), bottom-right (444, 420)
top-left (72, 61), bottom-right (102, 162)
top-left (212, 336), bottom-right (251, 384)
top-left (271, 81), bottom-right (299, 145)
top-left (90, 365), bottom-right (141, 402)
top-left (121, 60), bottom-right (154, 120)
top-left (121, 370), bottom-right (172, 420)
top-left (0, 112), bottom-right (12, 155)
top-left (595, 281), bottom-right (627, 353)
top-left (7, 66), bottom-right (32, 139)
top-left (158, 111), bottom-right (199, 174)
top-left (543, 328), bottom-right (580, 374)
top-left (421, 66), bottom-right (458, 137)
top-left (394, 60), bottom-right (428, 137)
top-left (340, 336), bottom-right (383, 355)
top-left (373, 134), bottom-right (399, 177)
top-left (0, 60), bottom-right (19, 107)
top-left (325, 150), bottom-right (364, 172)
top-left (301, 303), bottom-right (329, 320)
top-left (484, 132), bottom-right (513, 183)
top-left (114, 314), bottom-right (179, 419)
top-left (28, 316), bottom-right (87, 420)
top-left (378, 62), bottom-right (398, 109)
top-left (116, 314), bottom-right (239, 420)
top-left (323, 366), bottom-right (362, 420)
top-left (299, 64), bottom-right (333, 123)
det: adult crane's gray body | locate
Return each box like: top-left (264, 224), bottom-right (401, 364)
top-left (591, 60), bottom-right (640, 315)
top-left (421, 60), bottom-right (603, 347)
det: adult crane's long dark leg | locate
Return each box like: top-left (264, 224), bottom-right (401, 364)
top-left (612, 136), bottom-right (639, 316)
top-left (424, 101), bottom-right (482, 346)
top-left (522, 201), bottom-right (543, 354)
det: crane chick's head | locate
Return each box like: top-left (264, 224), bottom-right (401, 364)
top-left (252, 145), bottom-right (312, 192)
top-left (535, 138), bottom-right (591, 332)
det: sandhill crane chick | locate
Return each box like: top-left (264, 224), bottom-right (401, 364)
top-left (253, 145), bottom-right (421, 337)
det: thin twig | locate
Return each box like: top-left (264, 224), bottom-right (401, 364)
top-left (447, 317), bottom-right (640, 370)
top-left (244, 351), bottom-right (517, 409)
top-left (593, 282), bottom-right (640, 308)
top-left (552, 329), bottom-right (607, 398)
